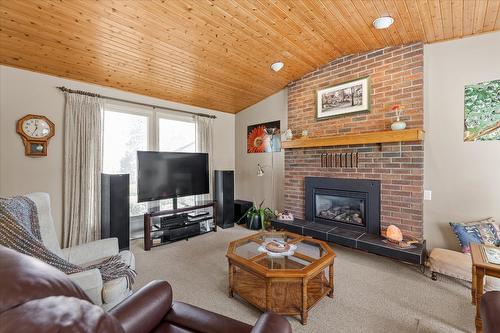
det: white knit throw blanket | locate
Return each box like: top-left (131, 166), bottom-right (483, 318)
top-left (0, 196), bottom-right (135, 286)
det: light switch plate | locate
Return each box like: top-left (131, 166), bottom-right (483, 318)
top-left (424, 190), bottom-right (432, 201)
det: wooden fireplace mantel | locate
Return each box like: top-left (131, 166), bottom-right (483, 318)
top-left (281, 128), bottom-right (424, 149)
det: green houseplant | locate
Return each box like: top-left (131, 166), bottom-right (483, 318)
top-left (245, 200), bottom-right (275, 230)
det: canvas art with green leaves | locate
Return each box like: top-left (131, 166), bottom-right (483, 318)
top-left (464, 79), bottom-right (500, 142)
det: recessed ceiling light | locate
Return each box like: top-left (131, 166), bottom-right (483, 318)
top-left (373, 16), bottom-right (394, 29)
top-left (270, 61), bottom-right (284, 72)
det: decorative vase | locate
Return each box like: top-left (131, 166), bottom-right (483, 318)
top-left (246, 215), bottom-right (262, 230)
top-left (391, 117), bottom-right (407, 131)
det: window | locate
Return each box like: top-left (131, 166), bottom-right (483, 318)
top-left (102, 106), bottom-right (151, 217)
top-left (157, 114), bottom-right (197, 210)
top-left (102, 104), bottom-right (198, 218)
top-left (158, 116), bottom-right (196, 152)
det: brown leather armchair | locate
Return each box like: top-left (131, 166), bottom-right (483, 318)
top-left (480, 291), bottom-right (500, 333)
top-left (0, 246), bottom-right (292, 333)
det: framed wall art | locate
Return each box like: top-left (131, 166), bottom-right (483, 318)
top-left (464, 79), bottom-right (500, 142)
top-left (316, 77), bottom-right (370, 120)
top-left (247, 120), bottom-right (281, 153)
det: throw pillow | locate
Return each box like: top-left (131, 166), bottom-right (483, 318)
top-left (450, 217), bottom-right (500, 253)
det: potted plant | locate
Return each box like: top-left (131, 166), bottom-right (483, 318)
top-left (245, 200), bottom-right (275, 230)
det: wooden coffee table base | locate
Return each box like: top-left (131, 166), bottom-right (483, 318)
top-left (228, 261), bottom-right (334, 324)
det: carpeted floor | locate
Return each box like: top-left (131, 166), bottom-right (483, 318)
top-left (131, 226), bottom-right (475, 333)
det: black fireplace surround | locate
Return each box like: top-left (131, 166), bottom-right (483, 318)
top-left (305, 177), bottom-right (380, 235)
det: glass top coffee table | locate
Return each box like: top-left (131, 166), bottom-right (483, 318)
top-left (226, 231), bottom-right (336, 324)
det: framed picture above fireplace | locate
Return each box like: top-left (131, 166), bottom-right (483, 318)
top-left (316, 77), bottom-right (370, 120)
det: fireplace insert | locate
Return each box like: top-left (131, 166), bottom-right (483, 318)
top-left (315, 193), bottom-right (365, 226)
top-left (305, 177), bottom-right (380, 234)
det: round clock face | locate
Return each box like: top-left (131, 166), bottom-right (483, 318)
top-left (22, 118), bottom-right (51, 138)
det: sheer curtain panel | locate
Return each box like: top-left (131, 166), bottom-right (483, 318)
top-left (63, 93), bottom-right (103, 247)
top-left (195, 115), bottom-right (214, 201)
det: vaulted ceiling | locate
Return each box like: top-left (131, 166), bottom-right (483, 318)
top-left (1, 0), bottom-right (499, 113)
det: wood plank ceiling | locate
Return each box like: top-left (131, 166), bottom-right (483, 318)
top-left (1, 0), bottom-right (499, 113)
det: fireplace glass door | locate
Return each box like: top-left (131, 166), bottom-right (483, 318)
top-left (315, 193), bottom-right (366, 227)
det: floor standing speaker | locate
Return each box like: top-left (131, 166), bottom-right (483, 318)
top-left (101, 173), bottom-right (130, 250)
top-left (214, 170), bottom-right (234, 229)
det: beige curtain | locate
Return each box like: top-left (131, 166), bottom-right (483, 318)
top-left (63, 93), bottom-right (103, 248)
top-left (195, 115), bottom-right (214, 201)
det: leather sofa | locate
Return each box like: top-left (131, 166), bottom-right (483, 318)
top-left (0, 245), bottom-right (292, 333)
top-left (480, 291), bottom-right (500, 333)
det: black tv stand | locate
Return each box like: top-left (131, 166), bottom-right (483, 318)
top-left (143, 200), bottom-right (217, 251)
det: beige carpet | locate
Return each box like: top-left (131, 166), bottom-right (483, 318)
top-left (131, 226), bottom-right (475, 333)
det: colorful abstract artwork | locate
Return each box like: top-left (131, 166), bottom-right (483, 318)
top-left (247, 121), bottom-right (281, 153)
top-left (464, 79), bottom-right (500, 142)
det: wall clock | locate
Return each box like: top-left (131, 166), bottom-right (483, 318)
top-left (16, 114), bottom-right (55, 157)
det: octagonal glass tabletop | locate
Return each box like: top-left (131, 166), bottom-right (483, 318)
top-left (231, 231), bottom-right (331, 270)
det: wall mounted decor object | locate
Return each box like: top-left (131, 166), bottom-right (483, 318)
top-left (316, 77), bottom-right (370, 120)
top-left (16, 114), bottom-right (55, 157)
top-left (247, 120), bottom-right (281, 153)
top-left (320, 152), bottom-right (358, 169)
top-left (464, 79), bottom-right (500, 142)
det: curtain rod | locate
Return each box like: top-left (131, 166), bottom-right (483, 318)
top-left (56, 86), bottom-right (217, 119)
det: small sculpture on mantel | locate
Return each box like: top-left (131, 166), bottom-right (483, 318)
top-left (281, 128), bottom-right (293, 141)
top-left (391, 104), bottom-right (407, 131)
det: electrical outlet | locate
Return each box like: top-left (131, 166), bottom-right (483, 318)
top-left (424, 190), bottom-right (432, 201)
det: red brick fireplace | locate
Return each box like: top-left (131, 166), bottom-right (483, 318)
top-left (284, 43), bottom-right (424, 239)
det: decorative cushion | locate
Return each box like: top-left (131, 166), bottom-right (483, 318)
top-left (450, 217), bottom-right (500, 253)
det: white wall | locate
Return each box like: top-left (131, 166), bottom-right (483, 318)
top-left (234, 89), bottom-right (287, 211)
top-left (424, 32), bottom-right (500, 250)
top-left (0, 65), bottom-right (235, 242)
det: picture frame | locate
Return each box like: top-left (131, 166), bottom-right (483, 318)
top-left (247, 120), bottom-right (281, 153)
top-left (463, 79), bottom-right (500, 142)
top-left (316, 76), bottom-right (370, 120)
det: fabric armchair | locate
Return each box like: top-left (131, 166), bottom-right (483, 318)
top-left (25, 192), bottom-right (135, 309)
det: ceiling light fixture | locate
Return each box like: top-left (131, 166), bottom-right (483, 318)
top-left (270, 61), bottom-right (284, 72)
top-left (372, 16), bottom-right (394, 29)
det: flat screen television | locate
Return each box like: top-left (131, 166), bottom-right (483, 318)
top-left (137, 151), bottom-right (209, 203)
